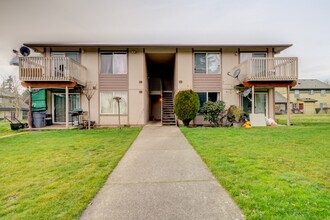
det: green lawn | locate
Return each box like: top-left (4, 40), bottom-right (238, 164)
top-left (0, 128), bottom-right (141, 219)
top-left (181, 121), bottom-right (330, 219)
top-left (0, 122), bottom-right (26, 137)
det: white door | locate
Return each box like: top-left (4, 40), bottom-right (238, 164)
top-left (255, 93), bottom-right (268, 116)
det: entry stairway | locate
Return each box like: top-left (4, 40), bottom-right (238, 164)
top-left (162, 91), bottom-right (177, 126)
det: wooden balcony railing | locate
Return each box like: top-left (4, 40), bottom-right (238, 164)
top-left (228, 57), bottom-right (298, 82)
top-left (19, 57), bottom-right (87, 85)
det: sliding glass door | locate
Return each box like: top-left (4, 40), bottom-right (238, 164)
top-left (53, 93), bottom-right (80, 123)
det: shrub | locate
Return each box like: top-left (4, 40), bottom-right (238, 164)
top-left (174, 90), bottom-right (200, 126)
top-left (200, 101), bottom-right (226, 127)
top-left (227, 105), bottom-right (244, 122)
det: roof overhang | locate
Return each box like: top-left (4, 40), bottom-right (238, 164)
top-left (24, 43), bottom-right (292, 53)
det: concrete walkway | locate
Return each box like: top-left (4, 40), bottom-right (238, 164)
top-left (80, 125), bottom-right (244, 220)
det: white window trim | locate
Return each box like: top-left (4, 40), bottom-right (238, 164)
top-left (194, 52), bottom-right (221, 74)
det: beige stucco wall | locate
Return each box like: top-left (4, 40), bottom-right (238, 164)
top-left (80, 48), bottom-right (99, 124)
top-left (176, 48), bottom-right (193, 92)
top-left (128, 48), bottom-right (146, 125)
top-left (268, 88), bottom-right (275, 118)
top-left (222, 48), bottom-right (240, 106)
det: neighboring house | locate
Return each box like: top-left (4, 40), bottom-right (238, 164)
top-left (275, 92), bottom-right (290, 114)
top-left (18, 43), bottom-right (298, 127)
top-left (0, 90), bottom-right (28, 121)
top-left (276, 79), bottom-right (330, 114)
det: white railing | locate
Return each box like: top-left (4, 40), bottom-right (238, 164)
top-left (229, 57), bottom-right (298, 82)
top-left (19, 57), bottom-right (87, 85)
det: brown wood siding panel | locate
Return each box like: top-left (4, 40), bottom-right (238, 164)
top-left (193, 74), bottom-right (222, 92)
top-left (99, 74), bottom-right (128, 90)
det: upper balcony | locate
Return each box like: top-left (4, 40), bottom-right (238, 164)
top-left (19, 57), bottom-right (87, 87)
top-left (228, 57), bottom-right (298, 87)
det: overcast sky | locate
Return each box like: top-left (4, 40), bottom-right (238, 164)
top-left (0, 0), bottom-right (329, 81)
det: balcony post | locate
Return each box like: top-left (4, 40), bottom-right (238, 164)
top-left (28, 87), bottom-right (32, 129)
top-left (66, 86), bottom-right (69, 128)
top-left (252, 85), bottom-right (255, 114)
top-left (287, 85), bottom-right (291, 126)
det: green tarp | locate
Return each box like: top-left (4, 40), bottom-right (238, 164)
top-left (32, 89), bottom-right (47, 111)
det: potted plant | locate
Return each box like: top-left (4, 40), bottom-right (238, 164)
top-left (227, 105), bottom-right (244, 127)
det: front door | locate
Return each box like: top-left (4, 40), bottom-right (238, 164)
top-left (255, 93), bottom-right (267, 116)
top-left (242, 92), bottom-right (268, 117)
top-left (53, 93), bottom-right (80, 123)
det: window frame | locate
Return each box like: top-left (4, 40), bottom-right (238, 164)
top-left (51, 52), bottom-right (80, 63)
top-left (239, 52), bottom-right (267, 63)
top-left (100, 91), bottom-right (128, 115)
top-left (197, 92), bottom-right (221, 109)
top-left (99, 52), bottom-right (128, 75)
top-left (194, 52), bottom-right (221, 74)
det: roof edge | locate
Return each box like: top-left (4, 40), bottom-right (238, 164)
top-left (24, 43), bottom-right (292, 52)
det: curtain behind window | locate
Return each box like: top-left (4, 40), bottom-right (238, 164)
top-left (101, 92), bottom-right (128, 114)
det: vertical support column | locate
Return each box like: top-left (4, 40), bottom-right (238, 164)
top-left (287, 85), bottom-right (291, 126)
top-left (28, 87), bottom-right (33, 129)
top-left (66, 86), bottom-right (69, 128)
top-left (252, 85), bottom-right (255, 114)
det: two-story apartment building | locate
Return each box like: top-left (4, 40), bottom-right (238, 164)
top-left (19, 43), bottom-right (298, 127)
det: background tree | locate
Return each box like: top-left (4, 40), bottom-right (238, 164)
top-left (0, 74), bottom-right (24, 119)
top-left (174, 90), bottom-right (199, 127)
top-left (200, 101), bottom-right (226, 127)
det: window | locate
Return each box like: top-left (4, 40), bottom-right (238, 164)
top-left (100, 91), bottom-right (128, 114)
top-left (310, 90), bottom-right (314, 95)
top-left (194, 52), bottom-right (220, 74)
top-left (100, 52), bottom-right (127, 74)
top-left (320, 103), bottom-right (327, 109)
top-left (197, 92), bottom-right (220, 108)
top-left (294, 90), bottom-right (300, 98)
top-left (52, 52), bottom-right (80, 62)
top-left (321, 90), bottom-right (326, 96)
top-left (240, 52), bottom-right (267, 63)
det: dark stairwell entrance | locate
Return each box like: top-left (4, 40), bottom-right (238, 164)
top-left (146, 53), bottom-right (176, 125)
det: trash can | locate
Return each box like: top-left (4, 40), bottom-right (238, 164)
top-left (33, 111), bottom-right (46, 128)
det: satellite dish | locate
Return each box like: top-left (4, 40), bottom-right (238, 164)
top-left (20, 46), bottom-right (30, 56)
top-left (243, 88), bottom-right (252, 101)
top-left (10, 56), bottom-right (19, 66)
top-left (243, 88), bottom-right (251, 97)
top-left (233, 69), bottom-right (240, 78)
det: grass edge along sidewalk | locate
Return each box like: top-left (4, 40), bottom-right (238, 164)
top-left (0, 128), bottom-right (141, 219)
top-left (181, 121), bottom-right (330, 219)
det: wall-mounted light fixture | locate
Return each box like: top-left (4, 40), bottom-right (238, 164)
top-left (179, 80), bottom-right (183, 84)
top-left (131, 50), bottom-right (137, 54)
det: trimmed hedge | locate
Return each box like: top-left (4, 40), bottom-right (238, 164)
top-left (174, 90), bottom-right (200, 126)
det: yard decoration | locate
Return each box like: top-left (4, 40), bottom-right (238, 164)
top-left (174, 90), bottom-right (200, 126)
top-left (200, 100), bottom-right (226, 127)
